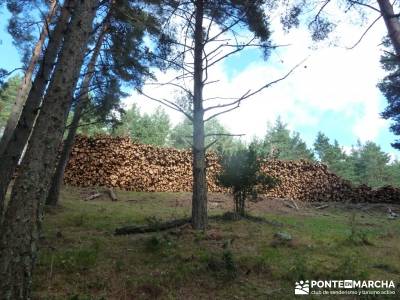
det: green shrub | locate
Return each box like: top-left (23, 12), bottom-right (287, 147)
top-left (218, 147), bottom-right (278, 216)
top-left (145, 234), bottom-right (174, 253)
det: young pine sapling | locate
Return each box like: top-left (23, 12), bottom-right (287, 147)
top-left (218, 147), bottom-right (278, 217)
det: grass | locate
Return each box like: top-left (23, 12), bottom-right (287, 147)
top-left (32, 186), bottom-right (400, 299)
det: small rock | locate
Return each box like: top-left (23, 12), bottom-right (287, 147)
top-left (387, 208), bottom-right (399, 219)
top-left (273, 232), bottom-right (292, 241)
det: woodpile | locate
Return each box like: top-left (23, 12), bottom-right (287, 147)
top-left (261, 160), bottom-right (400, 203)
top-left (64, 135), bottom-right (400, 203)
top-left (260, 160), bottom-right (355, 202)
top-left (354, 185), bottom-right (400, 203)
top-left (64, 135), bottom-right (223, 192)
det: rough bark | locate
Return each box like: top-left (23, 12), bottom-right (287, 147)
top-left (191, 0), bottom-right (208, 230)
top-left (0, 1), bottom-right (97, 298)
top-left (0, 0), bottom-right (58, 156)
top-left (46, 22), bottom-right (108, 206)
top-left (377, 0), bottom-right (400, 56)
top-left (0, 0), bottom-right (73, 221)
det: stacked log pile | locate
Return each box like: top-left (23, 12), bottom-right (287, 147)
top-left (64, 135), bottom-right (400, 203)
top-left (64, 135), bottom-right (223, 192)
top-left (353, 185), bottom-right (400, 203)
top-left (260, 160), bottom-right (400, 203)
top-left (260, 160), bottom-right (356, 202)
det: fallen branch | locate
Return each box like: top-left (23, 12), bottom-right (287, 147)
top-left (85, 193), bottom-right (102, 201)
top-left (106, 188), bottom-right (118, 201)
top-left (288, 199), bottom-right (299, 210)
top-left (115, 218), bottom-right (191, 235)
top-left (315, 204), bottom-right (329, 210)
top-left (279, 198), bottom-right (299, 210)
top-left (85, 188), bottom-right (118, 202)
top-left (115, 213), bottom-right (283, 235)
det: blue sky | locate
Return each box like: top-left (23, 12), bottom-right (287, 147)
top-left (0, 5), bottom-right (399, 158)
top-left (0, 9), bottom-right (22, 72)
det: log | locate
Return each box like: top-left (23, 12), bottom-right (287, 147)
top-left (114, 214), bottom-right (281, 235)
top-left (115, 217), bottom-right (191, 235)
top-left (315, 204), bottom-right (329, 210)
top-left (106, 188), bottom-right (117, 201)
top-left (289, 199), bottom-right (299, 210)
top-left (85, 193), bottom-right (102, 201)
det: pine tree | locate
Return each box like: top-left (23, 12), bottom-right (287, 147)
top-left (218, 146), bottom-right (277, 216)
top-left (0, 0), bottom-right (73, 213)
top-left (354, 141), bottom-right (392, 188)
top-left (114, 105), bottom-right (171, 146)
top-left (388, 160), bottom-right (400, 186)
top-left (0, 0), bottom-right (57, 156)
top-left (0, 1), bottom-right (99, 296)
top-left (46, 0), bottom-right (169, 206)
top-left (379, 48), bottom-right (400, 149)
top-left (257, 118), bottom-right (314, 161)
top-left (314, 132), bottom-right (348, 176)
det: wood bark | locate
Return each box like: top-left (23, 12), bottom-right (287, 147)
top-left (46, 22), bottom-right (108, 206)
top-left (0, 1), bottom-right (97, 298)
top-left (191, 0), bottom-right (208, 230)
top-left (0, 0), bottom-right (58, 157)
top-left (377, 0), bottom-right (400, 56)
top-left (0, 0), bottom-right (73, 221)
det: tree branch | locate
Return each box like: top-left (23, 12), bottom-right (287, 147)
top-left (204, 133), bottom-right (244, 150)
top-left (0, 68), bottom-right (25, 80)
top-left (204, 133), bottom-right (245, 137)
top-left (145, 81), bottom-right (192, 96)
top-left (138, 89), bottom-right (193, 121)
top-left (204, 57), bottom-right (308, 121)
top-left (347, 0), bottom-right (382, 14)
top-left (206, 37), bottom-right (257, 69)
top-left (309, 0), bottom-right (331, 26)
top-left (346, 15), bottom-right (382, 50)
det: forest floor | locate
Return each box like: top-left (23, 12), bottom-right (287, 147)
top-left (33, 186), bottom-right (400, 299)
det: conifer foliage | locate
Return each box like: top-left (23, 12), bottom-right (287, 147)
top-left (218, 147), bottom-right (277, 216)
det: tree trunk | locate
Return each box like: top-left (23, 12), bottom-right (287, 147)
top-left (0, 0), bottom-right (58, 157)
top-left (377, 0), bottom-right (400, 56)
top-left (46, 22), bottom-right (108, 206)
top-left (0, 0), bottom-right (73, 221)
top-left (0, 1), bottom-right (97, 298)
top-left (191, 0), bottom-right (207, 230)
